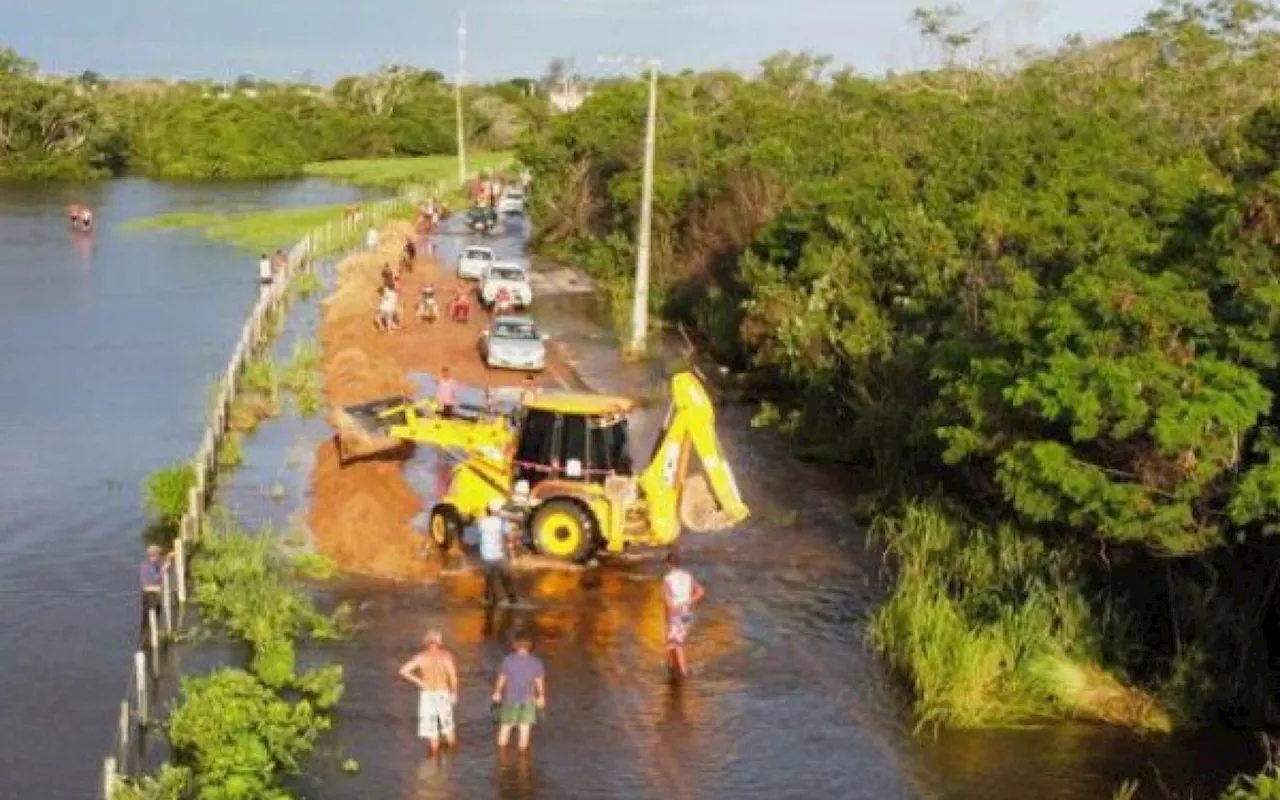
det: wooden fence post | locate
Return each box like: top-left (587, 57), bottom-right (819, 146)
top-left (175, 537), bottom-right (187, 605)
top-left (147, 608), bottom-right (159, 663)
top-left (133, 651), bottom-right (148, 726)
top-left (103, 756), bottom-right (117, 800)
top-left (117, 699), bottom-right (129, 760)
top-left (161, 570), bottom-right (173, 637)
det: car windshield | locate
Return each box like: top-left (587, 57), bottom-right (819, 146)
top-left (490, 267), bottom-right (525, 282)
top-left (493, 321), bottom-right (539, 340)
top-left (465, 249), bottom-right (493, 260)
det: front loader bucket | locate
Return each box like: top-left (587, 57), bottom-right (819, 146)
top-left (331, 396), bottom-right (412, 461)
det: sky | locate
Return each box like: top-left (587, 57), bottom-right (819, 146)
top-left (0, 0), bottom-right (1161, 83)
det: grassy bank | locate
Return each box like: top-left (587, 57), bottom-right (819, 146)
top-left (303, 152), bottom-right (515, 189)
top-left (123, 204), bottom-right (354, 253)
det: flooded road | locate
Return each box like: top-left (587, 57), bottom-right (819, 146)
top-left (273, 215), bottom-right (1259, 799)
top-left (0, 185), bottom-right (1262, 798)
top-left (0, 178), bottom-right (361, 798)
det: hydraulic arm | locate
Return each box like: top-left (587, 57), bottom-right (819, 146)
top-left (638, 372), bottom-right (750, 543)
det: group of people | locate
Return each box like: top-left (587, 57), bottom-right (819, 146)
top-left (396, 545), bottom-right (705, 759)
top-left (399, 630), bottom-right (546, 756)
top-left (67, 204), bottom-right (93, 232)
top-left (256, 249), bottom-right (289, 289)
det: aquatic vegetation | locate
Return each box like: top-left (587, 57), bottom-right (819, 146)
top-left (117, 514), bottom-right (349, 798)
top-left (291, 269), bottom-right (322, 300)
top-left (217, 432), bottom-right (244, 471)
top-left (142, 463), bottom-right (196, 532)
top-left (167, 668), bottom-right (330, 799)
top-left (280, 341), bottom-right (323, 417)
top-left (230, 356), bottom-right (281, 432)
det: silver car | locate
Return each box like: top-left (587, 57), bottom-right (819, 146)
top-left (480, 315), bottom-right (548, 372)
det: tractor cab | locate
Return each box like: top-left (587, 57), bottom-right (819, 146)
top-left (510, 392), bottom-right (635, 490)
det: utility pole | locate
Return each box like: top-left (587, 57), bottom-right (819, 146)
top-left (599, 55), bottom-right (660, 357)
top-left (632, 62), bottom-right (658, 357)
top-left (455, 11), bottom-right (468, 186)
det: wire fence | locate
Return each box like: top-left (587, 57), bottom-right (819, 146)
top-left (100, 185), bottom-right (433, 799)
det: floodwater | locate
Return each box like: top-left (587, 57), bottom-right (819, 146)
top-left (0, 186), bottom-right (1264, 799)
top-left (0, 178), bottom-right (362, 799)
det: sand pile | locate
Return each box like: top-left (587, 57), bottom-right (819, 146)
top-left (307, 219), bottom-right (566, 579)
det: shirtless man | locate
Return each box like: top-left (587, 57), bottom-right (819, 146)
top-left (399, 629), bottom-right (459, 755)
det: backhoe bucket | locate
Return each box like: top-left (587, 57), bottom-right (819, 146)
top-left (331, 396), bottom-right (412, 461)
top-left (679, 472), bottom-right (750, 532)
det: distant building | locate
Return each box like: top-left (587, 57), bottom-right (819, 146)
top-left (548, 81), bottom-right (590, 113)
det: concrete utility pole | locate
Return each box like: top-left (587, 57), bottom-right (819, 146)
top-left (455, 11), bottom-right (468, 186)
top-left (599, 55), bottom-right (660, 357)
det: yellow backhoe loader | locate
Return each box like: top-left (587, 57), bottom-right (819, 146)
top-left (333, 371), bottom-right (750, 562)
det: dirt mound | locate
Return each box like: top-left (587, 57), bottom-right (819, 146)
top-left (308, 219), bottom-right (568, 580)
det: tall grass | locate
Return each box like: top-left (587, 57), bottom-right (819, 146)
top-left (1222, 767), bottom-right (1280, 799)
top-left (280, 340), bottom-right (322, 417)
top-left (869, 503), bottom-right (1170, 732)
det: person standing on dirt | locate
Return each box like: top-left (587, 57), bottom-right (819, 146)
top-left (662, 550), bottom-right (705, 680)
top-left (365, 225), bottom-right (379, 252)
top-left (258, 253), bottom-right (272, 287)
top-left (377, 284), bottom-right (400, 333)
top-left (478, 498), bottom-right (519, 606)
top-left (492, 634), bottom-right (545, 752)
top-left (436, 367), bottom-right (459, 417)
top-left (399, 629), bottom-right (459, 757)
top-left (139, 545), bottom-right (173, 633)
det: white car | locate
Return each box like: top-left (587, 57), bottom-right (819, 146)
top-left (480, 315), bottom-right (548, 372)
top-left (497, 188), bottom-right (526, 215)
top-left (480, 262), bottom-right (533, 309)
top-left (458, 245), bottom-right (495, 281)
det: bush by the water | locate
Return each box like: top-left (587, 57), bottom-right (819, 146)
top-left (118, 513), bottom-right (348, 798)
top-left (142, 463), bottom-right (195, 533)
top-left (518, 0), bottom-right (1280, 730)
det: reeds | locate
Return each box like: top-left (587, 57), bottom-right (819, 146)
top-left (869, 502), bottom-right (1170, 732)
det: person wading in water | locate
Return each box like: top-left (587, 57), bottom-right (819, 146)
top-left (477, 498), bottom-right (519, 607)
top-left (399, 629), bottom-right (459, 756)
top-left (662, 550), bottom-right (705, 680)
top-left (491, 634), bottom-right (546, 753)
top-left (139, 544), bottom-right (173, 635)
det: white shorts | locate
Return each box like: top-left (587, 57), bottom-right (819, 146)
top-left (418, 690), bottom-right (454, 740)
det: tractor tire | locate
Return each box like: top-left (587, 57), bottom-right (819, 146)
top-left (530, 499), bottom-right (598, 563)
top-left (429, 504), bottom-right (463, 552)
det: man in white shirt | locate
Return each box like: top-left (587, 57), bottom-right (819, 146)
top-left (377, 286), bottom-right (399, 332)
top-left (257, 253), bottom-right (272, 285)
top-left (365, 226), bottom-right (380, 251)
top-left (662, 550), bottom-right (705, 680)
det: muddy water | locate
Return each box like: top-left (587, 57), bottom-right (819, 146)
top-left (0, 178), bottom-right (361, 798)
top-left (217, 214), bottom-right (1260, 799)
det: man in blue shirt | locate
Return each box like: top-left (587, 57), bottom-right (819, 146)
top-left (477, 498), bottom-right (518, 606)
top-left (139, 544), bottom-right (173, 632)
top-left (491, 635), bottom-right (546, 751)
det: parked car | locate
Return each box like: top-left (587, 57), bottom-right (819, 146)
top-left (480, 262), bottom-right (533, 309)
top-left (458, 245), bottom-right (496, 281)
top-left (480, 315), bottom-right (548, 372)
top-left (497, 188), bottom-right (526, 215)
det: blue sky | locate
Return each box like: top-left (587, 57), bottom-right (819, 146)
top-left (1, 0), bottom-right (1159, 83)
